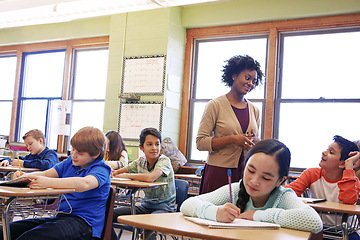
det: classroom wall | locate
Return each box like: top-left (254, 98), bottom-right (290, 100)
top-left (0, 0), bottom-right (359, 160)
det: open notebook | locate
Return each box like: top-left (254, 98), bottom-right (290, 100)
top-left (0, 176), bottom-right (31, 187)
top-left (185, 217), bottom-right (280, 229)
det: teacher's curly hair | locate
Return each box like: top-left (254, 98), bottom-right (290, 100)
top-left (221, 55), bottom-right (264, 88)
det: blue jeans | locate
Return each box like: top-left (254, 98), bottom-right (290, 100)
top-left (0, 214), bottom-right (93, 240)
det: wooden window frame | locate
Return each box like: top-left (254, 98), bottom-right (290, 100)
top-left (179, 13), bottom-right (360, 158)
top-left (0, 36), bottom-right (109, 142)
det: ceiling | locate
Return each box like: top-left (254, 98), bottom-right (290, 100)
top-left (0, 0), bottom-right (225, 29)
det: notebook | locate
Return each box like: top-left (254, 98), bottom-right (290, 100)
top-left (300, 197), bottom-right (326, 203)
top-left (0, 176), bottom-right (31, 187)
top-left (184, 217), bottom-right (280, 229)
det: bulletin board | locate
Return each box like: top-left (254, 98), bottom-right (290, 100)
top-left (121, 55), bottom-right (166, 95)
top-left (117, 101), bottom-right (163, 141)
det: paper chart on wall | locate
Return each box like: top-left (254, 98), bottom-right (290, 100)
top-left (119, 103), bottom-right (162, 140)
top-left (122, 56), bottom-right (165, 94)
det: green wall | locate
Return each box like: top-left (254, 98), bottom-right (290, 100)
top-left (0, 0), bottom-right (359, 160)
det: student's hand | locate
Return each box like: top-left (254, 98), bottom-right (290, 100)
top-left (238, 210), bottom-right (256, 221)
top-left (11, 159), bottom-right (23, 167)
top-left (216, 202), bottom-right (241, 223)
top-left (13, 170), bottom-right (25, 178)
top-left (27, 175), bottom-right (48, 189)
top-left (345, 151), bottom-right (360, 170)
top-left (0, 160), bottom-right (10, 167)
top-left (232, 134), bottom-right (254, 150)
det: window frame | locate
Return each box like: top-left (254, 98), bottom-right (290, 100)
top-left (179, 13), bottom-right (360, 167)
top-left (0, 36), bottom-right (109, 146)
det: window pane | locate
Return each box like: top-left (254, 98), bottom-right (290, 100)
top-left (195, 38), bottom-right (267, 100)
top-left (22, 51), bottom-right (65, 98)
top-left (278, 102), bottom-right (360, 168)
top-left (73, 49), bottom-right (109, 99)
top-left (0, 102), bottom-right (13, 136)
top-left (190, 101), bottom-right (263, 161)
top-left (0, 55), bottom-right (17, 100)
top-left (70, 102), bottom-right (105, 138)
top-left (281, 31), bottom-right (360, 99)
top-left (19, 100), bottom-right (48, 138)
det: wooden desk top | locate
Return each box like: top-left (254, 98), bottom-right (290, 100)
top-left (0, 186), bottom-right (75, 197)
top-left (111, 178), bottom-right (167, 188)
top-left (0, 166), bottom-right (39, 172)
top-left (117, 212), bottom-right (310, 240)
top-left (175, 174), bottom-right (201, 180)
top-left (307, 201), bottom-right (360, 215)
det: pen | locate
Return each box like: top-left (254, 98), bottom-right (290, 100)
top-left (17, 156), bottom-right (23, 176)
top-left (227, 169), bottom-right (232, 204)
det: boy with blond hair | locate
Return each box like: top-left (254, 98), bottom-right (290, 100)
top-left (0, 126), bottom-right (111, 240)
top-left (0, 129), bottom-right (59, 171)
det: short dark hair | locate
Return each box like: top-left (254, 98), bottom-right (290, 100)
top-left (333, 135), bottom-right (359, 161)
top-left (221, 55), bottom-right (264, 88)
top-left (139, 128), bottom-right (162, 147)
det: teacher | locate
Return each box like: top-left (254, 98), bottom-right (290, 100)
top-left (197, 55), bottom-right (264, 194)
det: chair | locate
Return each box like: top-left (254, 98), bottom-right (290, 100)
top-left (101, 186), bottom-right (116, 240)
top-left (114, 179), bottom-right (189, 240)
top-left (174, 179), bottom-right (189, 212)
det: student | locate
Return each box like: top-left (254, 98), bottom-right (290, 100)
top-left (0, 126), bottom-right (111, 240)
top-left (0, 129), bottom-right (59, 171)
top-left (104, 130), bottom-right (128, 169)
top-left (285, 135), bottom-right (360, 227)
top-left (180, 139), bottom-right (323, 234)
top-left (111, 127), bottom-right (176, 239)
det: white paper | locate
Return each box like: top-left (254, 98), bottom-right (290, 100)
top-left (165, 91), bottom-right (180, 109)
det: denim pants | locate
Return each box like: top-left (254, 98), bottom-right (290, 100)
top-left (0, 213), bottom-right (93, 240)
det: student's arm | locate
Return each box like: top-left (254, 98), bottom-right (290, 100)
top-left (181, 183), bottom-right (239, 221)
top-left (116, 168), bottom-right (163, 182)
top-left (252, 190), bottom-right (323, 233)
top-left (28, 174), bottom-right (99, 192)
top-left (22, 149), bottom-right (59, 171)
top-left (284, 168), bottom-right (315, 196)
top-left (338, 152), bottom-right (360, 204)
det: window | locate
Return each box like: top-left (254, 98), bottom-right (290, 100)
top-left (0, 37), bottom-right (109, 150)
top-left (188, 36), bottom-right (267, 161)
top-left (17, 50), bottom-right (65, 149)
top-left (275, 28), bottom-right (360, 169)
top-left (181, 14), bottom-right (360, 170)
top-left (70, 48), bottom-right (109, 137)
top-left (0, 55), bottom-right (17, 137)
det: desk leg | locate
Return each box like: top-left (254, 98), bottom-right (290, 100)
top-left (130, 188), bottom-right (139, 240)
top-left (1, 197), bottom-right (16, 240)
top-left (341, 213), bottom-right (349, 240)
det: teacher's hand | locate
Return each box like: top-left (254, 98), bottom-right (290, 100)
top-left (232, 134), bottom-right (254, 150)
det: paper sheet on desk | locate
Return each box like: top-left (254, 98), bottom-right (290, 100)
top-left (185, 217), bottom-right (280, 229)
top-left (112, 177), bottom-right (132, 181)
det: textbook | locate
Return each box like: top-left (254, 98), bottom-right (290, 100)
top-left (300, 197), bottom-right (326, 203)
top-left (184, 217), bottom-right (280, 229)
top-left (0, 176), bottom-right (31, 187)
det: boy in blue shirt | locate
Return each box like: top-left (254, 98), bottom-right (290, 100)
top-left (0, 129), bottom-right (59, 170)
top-left (0, 126), bottom-right (111, 240)
top-left (112, 127), bottom-right (176, 239)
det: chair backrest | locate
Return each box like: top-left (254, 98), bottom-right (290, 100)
top-left (175, 179), bottom-right (189, 212)
top-left (101, 186), bottom-right (116, 240)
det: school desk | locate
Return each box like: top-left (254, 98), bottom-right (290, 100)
top-left (0, 186), bottom-right (75, 240)
top-left (110, 178), bottom-right (167, 240)
top-left (117, 212), bottom-right (311, 240)
top-left (0, 166), bottom-right (40, 180)
top-left (306, 201), bottom-right (360, 240)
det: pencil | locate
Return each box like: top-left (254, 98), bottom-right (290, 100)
top-left (17, 156), bottom-right (23, 176)
top-left (227, 169), bottom-right (232, 204)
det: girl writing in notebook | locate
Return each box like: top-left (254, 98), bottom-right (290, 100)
top-left (180, 139), bottom-right (323, 233)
